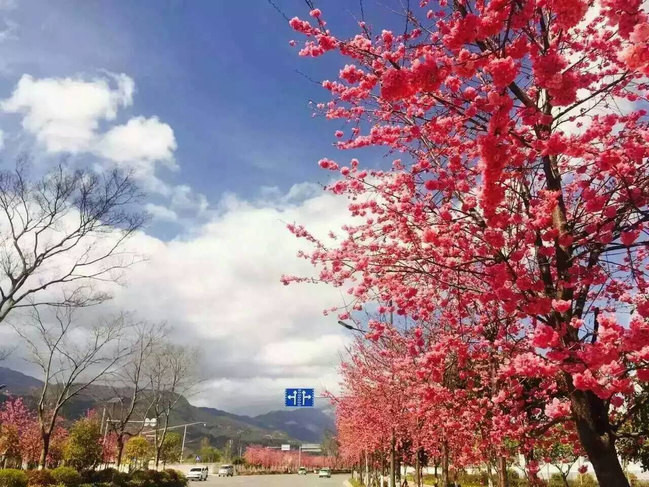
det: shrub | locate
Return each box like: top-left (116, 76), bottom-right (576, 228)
top-left (63, 417), bottom-right (102, 472)
top-left (0, 470), bottom-right (28, 487)
top-left (27, 470), bottom-right (55, 487)
top-left (116, 472), bottom-right (132, 487)
top-left (82, 468), bottom-right (118, 485)
top-left (162, 470), bottom-right (187, 487)
top-left (51, 468), bottom-right (81, 487)
top-left (578, 474), bottom-right (599, 487)
top-left (129, 470), bottom-right (165, 487)
top-left (548, 473), bottom-right (567, 487)
top-left (457, 471), bottom-right (489, 486)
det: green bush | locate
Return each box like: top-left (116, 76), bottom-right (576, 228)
top-left (82, 469), bottom-right (118, 485)
top-left (577, 474), bottom-right (599, 487)
top-left (457, 471), bottom-right (489, 486)
top-left (51, 468), bottom-right (81, 487)
top-left (0, 470), bottom-right (28, 487)
top-left (113, 472), bottom-right (131, 487)
top-left (129, 470), bottom-right (165, 487)
top-left (162, 470), bottom-right (186, 487)
top-left (548, 473), bottom-right (568, 487)
top-left (27, 470), bottom-right (55, 487)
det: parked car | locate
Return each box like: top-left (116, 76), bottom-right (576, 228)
top-left (318, 468), bottom-right (332, 478)
top-left (298, 467), bottom-right (308, 475)
top-left (218, 464), bottom-right (234, 477)
top-left (187, 467), bottom-right (208, 481)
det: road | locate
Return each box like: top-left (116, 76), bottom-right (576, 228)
top-left (194, 474), bottom-right (346, 487)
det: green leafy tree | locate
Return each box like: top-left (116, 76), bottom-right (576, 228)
top-left (125, 436), bottom-right (151, 471)
top-left (159, 433), bottom-right (182, 466)
top-left (197, 438), bottom-right (220, 463)
top-left (63, 415), bottom-right (102, 471)
top-left (321, 430), bottom-right (339, 458)
top-left (618, 385), bottom-right (649, 471)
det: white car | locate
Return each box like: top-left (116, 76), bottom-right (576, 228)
top-left (187, 466), bottom-right (208, 481)
top-left (218, 464), bottom-right (234, 477)
top-left (318, 468), bottom-right (332, 478)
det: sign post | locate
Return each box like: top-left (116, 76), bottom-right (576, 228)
top-left (284, 388), bottom-right (315, 408)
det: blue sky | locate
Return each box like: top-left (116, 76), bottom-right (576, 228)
top-left (0, 0), bottom-right (410, 413)
top-left (0, 0), bottom-right (407, 238)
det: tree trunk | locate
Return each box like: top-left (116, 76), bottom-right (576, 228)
top-left (366, 451), bottom-right (370, 486)
top-left (116, 436), bottom-right (125, 468)
top-left (415, 450), bottom-right (420, 487)
top-left (441, 441), bottom-right (449, 487)
top-left (524, 453), bottom-right (541, 487)
top-left (570, 389), bottom-right (629, 487)
top-left (391, 432), bottom-right (396, 487)
top-left (497, 456), bottom-right (509, 487)
top-left (38, 432), bottom-right (50, 470)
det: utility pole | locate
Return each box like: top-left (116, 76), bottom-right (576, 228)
top-left (100, 407), bottom-right (106, 435)
top-left (141, 421), bottom-right (204, 463)
top-left (181, 424), bottom-right (188, 463)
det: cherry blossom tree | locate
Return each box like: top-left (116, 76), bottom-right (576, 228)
top-left (243, 446), bottom-right (338, 472)
top-left (286, 1), bottom-right (649, 486)
top-left (0, 397), bottom-right (67, 468)
top-left (0, 397), bottom-right (34, 467)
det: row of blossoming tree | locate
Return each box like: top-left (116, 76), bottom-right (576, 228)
top-left (0, 398), bottom-right (113, 469)
top-left (284, 1), bottom-right (649, 486)
top-left (0, 397), bottom-right (187, 471)
top-left (243, 446), bottom-right (339, 472)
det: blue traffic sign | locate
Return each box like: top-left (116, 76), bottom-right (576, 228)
top-left (285, 388), bottom-right (315, 408)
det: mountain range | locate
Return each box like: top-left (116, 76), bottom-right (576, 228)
top-left (0, 367), bottom-right (336, 451)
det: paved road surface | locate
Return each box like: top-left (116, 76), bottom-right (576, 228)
top-left (193, 474), bottom-right (346, 487)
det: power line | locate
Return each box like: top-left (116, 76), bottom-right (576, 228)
top-left (266, 0), bottom-right (290, 22)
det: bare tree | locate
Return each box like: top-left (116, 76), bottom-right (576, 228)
top-left (12, 306), bottom-right (129, 469)
top-left (0, 162), bottom-right (145, 323)
top-left (146, 344), bottom-right (198, 468)
top-left (103, 321), bottom-right (167, 467)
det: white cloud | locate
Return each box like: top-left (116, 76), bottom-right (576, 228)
top-left (194, 373), bottom-right (341, 415)
top-left (1, 73), bottom-right (133, 153)
top-left (1, 74), bottom-right (179, 196)
top-left (170, 184), bottom-right (209, 213)
top-left (96, 116), bottom-right (176, 165)
top-left (258, 182), bottom-right (324, 207)
top-left (100, 183), bottom-right (355, 413)
top-left (0, 182), bottom-right (354, 413)
top-left (145, 203), bottom-right (178, 222)
top-left (260, 335), bottom-right (349, 367)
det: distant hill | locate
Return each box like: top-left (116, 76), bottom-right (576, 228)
top-left (0, 367), bottom-right (43, 396)
top-left (251, 408), bottom-right (335, 443)
top-left (0, 367), bottom-right (335, 451)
